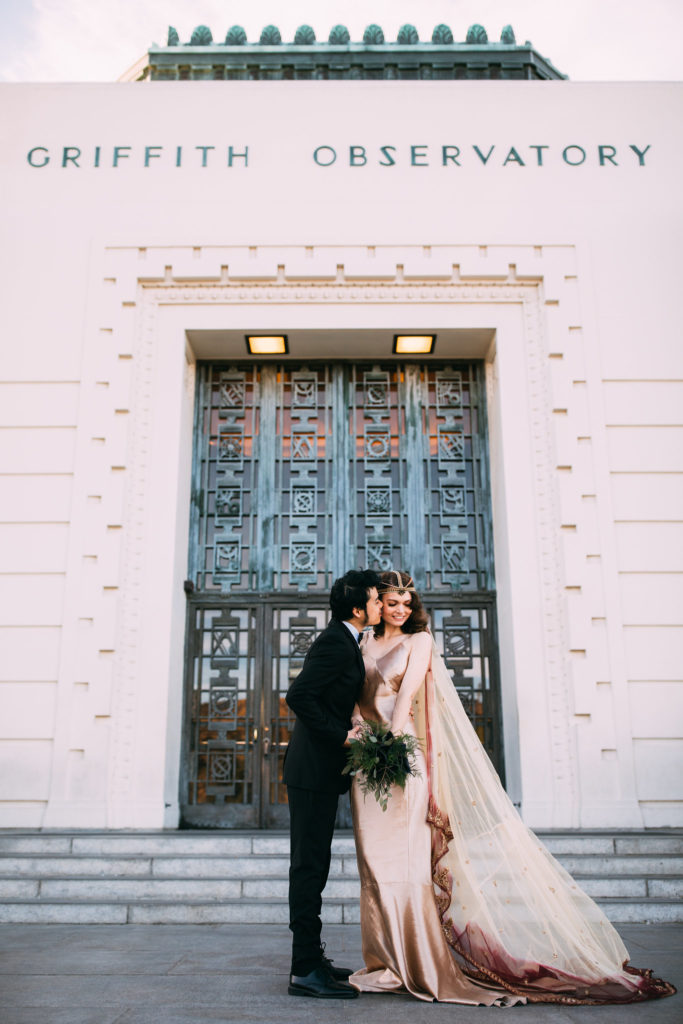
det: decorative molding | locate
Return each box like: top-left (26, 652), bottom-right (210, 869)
top-left (521, 289), bottom-right (578, 817)
top-left (148, 279), bottom-right (537, 305)
top-left (104, 245), bottom-right (578, 820)
top-left (107, 288), bottom-right (158, 823)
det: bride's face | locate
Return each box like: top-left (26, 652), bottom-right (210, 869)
top-left (381, 591), bottom-right (413, 629)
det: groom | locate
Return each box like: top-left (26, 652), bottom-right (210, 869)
top-left (284, 568), bottom-right (382, 999)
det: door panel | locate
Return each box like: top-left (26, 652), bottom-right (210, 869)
top-left (181, 360), bottom-right (502, 828)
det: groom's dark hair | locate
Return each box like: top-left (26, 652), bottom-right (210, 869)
top-left (329, 569), bottom-right (380, 621)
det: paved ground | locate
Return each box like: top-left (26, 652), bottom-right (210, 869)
top-left (0, 923), bottom-right (680, 1023)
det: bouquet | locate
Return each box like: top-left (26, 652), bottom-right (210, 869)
top-left (342, 719), bottom-right (421, 811)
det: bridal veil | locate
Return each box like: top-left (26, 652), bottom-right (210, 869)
top-left (411, 639), bottom-right (674, 1004)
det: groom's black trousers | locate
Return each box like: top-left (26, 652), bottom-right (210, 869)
top-left (287, 784), bottom-right (339, 975)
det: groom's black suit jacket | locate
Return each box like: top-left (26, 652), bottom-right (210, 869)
top-left (283, 618), bottom-right (365, 795)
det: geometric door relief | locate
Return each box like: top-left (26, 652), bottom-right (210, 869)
top-left (182, 360), bottom-right (503, 828)
top-left (189, 361), bottom-right (494, 593)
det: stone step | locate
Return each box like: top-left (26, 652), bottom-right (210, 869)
top-left (1, 851), bottom-right (681, 879)
top-left (1, 872), bottom-right (679, 903)
top-left (1, 830), bottom-right (681, 925)
top-left (0, 830), bottom-right (681, 857)
top-left (0, 895), bottom-right (681, 926)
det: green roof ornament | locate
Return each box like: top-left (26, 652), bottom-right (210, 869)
top-left (294, 25), bottom-right (316, 44)
top-left (500, 25), bottom-right (516, 44)
top-left (260, 25), bottom-right (282, 45)
top-left (167, 26), bottom-right (179, 47)
top-left (466, 24), bottom-right (488, 44)
top-left (397, 24), bottom-right (419, 44)
top-left (328, 25), bottom-right (351, 44)
top-left (190, 25), bottom-right (213, 45)
top-left (432, 24), bottom-right (454, 45)
top-left (225, 25), bottom-right (247, 45)
top-left (363, 24), bottom-right (385, 44)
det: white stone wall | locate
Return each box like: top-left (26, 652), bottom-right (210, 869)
top-left (0, 80), bottom-right (680, 829)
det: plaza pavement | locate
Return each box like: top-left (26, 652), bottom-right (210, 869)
top-left (0, 922), bottom-right (680, 1024)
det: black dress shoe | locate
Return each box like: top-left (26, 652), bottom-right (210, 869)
top-left (320, 945), bottom-right (354, 980)
top-left (288, 966), bottom-right (359, 999)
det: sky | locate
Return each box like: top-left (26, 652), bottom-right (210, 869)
top-left (0, 0), bottom-right (682, 83)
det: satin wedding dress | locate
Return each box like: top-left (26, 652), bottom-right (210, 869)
top-left (349, 633), bottom-right (674, 1005)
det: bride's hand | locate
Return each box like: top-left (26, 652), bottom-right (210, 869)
top-left (344, 725), bottom-right (362, 747)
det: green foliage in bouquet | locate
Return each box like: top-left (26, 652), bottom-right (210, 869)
top-left (342, 720), bottom-right (421, 811)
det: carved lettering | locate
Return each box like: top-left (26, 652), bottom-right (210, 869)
top-left (473, 145), bottom-right (495, 165)
top-left (112, 146), bottom-right (131, 167)
top-left (598, 145), bottom-right (618, 166)
top-left (442, 145), bottom-right (461, 166)
top-left (62, 147), bottom-right (81, 167)
top-left (313, 145), bottom-right (337, 166)
top-left (529, 145), bottom-right (548, 166)
top-left (195, 145), bottom-right (215, 167)
top-left (144, 146), bottom-right (162, 166)
top-left (630, 144), bottom-right (651, 166)
top-left (27, 147), bottom-right (49, 167)
top-left (411, 145), bottom-right (429, 166)
top-left (503, 146), bottom-right (525, 166)
top-left (562, 145), bottom-right (586, 166)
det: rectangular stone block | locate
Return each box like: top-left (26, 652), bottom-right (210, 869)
top-left (0, 429), bottom-right (76, 474)
top-left (0, 524), bottom-right (69, 573)
top-left (0, 835), bottom-right (72, 854)
top-left (0, 682), bottom-right (58, 739)
top-left (614, 836), bottom-right (683, 855)
top-left (629, 683), bottom-right (683, 739)
top-left (633, 739), bottom-right (683, 800)
top-left (607, 426), bottom-right (683, 473)
top-left (620, 575), bottom-right (683, 627)
top-left (0, 880), bottom-right (39, 897)
top-left (71, 835), bottom-right (252, 856)
top-left (603, 381), bottom-right (683, 427)
top-left (250, 836), bottom-right (289, 855)
top-left (0, 902), bottom-right (128, 924)
top-left (128, 901), bottom-right (290, 925)
top-left (242, 879), bottom-right (287, 899)
top-left (647, 878), bottom-right (683, 898)
top-left (0, 740), bottom-right (53, 800)
top-left (0, 383), bottom-right (80, 427)
top-left (324, 878), bottom-right (359, 899)
top-left (559, 854), bottom-right (683, 876)
top-left (151, 856), bottom-right (289, 878)
top-left (611, 473), bottom-right (683, 521)
top-left (0, 578), bottom-right (65, 629)
top-left (40, 878), bottom-right (242, 900)
top-left (330, 836), bottom-right (356, 855)
top-left (0, 475), bottom-right (73, 523)
top-left (578, 877), bottom-right (647, 898)
top-left (539, 835), bottom-right (615, 855)
top-left (0, 856), bottom-right (152, 877)
top-left (342, 902), bottom-right (361, 924)
top-left (625, 628), bottom-right (683, 681)
top-left (600, 901), bottom-right (683, 924)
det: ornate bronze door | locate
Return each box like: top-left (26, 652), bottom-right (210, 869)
top-left (180, 361), bottom-right (502, 828)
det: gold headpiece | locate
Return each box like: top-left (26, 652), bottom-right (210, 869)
top-left (378, 570), bottom-right (418, 594)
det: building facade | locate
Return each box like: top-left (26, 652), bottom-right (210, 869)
top-left (1, 27), bottom-right (681, 833)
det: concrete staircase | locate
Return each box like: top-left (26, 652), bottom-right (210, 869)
top-left (0, 830), bottom-right (681, 925)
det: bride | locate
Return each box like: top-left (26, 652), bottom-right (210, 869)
top-left (348, 570), bottom-right (675, 1005)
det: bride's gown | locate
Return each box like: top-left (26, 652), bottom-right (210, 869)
top-left (349, 634), bottom-right (675, 1005)
top-left (350, 635), bottom-right (511, 1004)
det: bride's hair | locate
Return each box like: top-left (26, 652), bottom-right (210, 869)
top-left (373, 570), bottom-right (429, 637)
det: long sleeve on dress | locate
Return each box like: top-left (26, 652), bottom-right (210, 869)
top-left (389, 632), bottom-right (432, 734)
